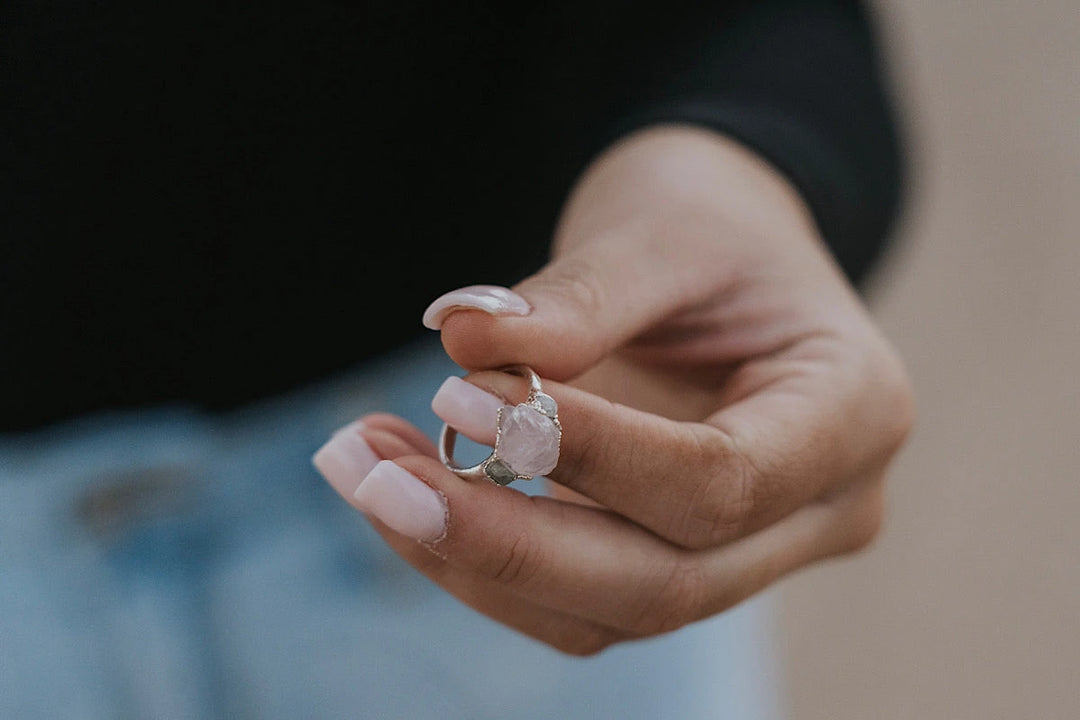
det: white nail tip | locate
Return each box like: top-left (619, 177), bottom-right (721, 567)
top-left (421, 285), bottom-right (531, 330)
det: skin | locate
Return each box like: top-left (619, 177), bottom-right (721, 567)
top-left (350, 125), bottom-right (914, 655)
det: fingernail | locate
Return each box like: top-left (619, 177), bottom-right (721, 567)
top-left (431, 376), bottom-right (504, 445)
top-left (312, 421), bottom-right (380, 500)
top-left (421, 285), bottom-right (531, 330)
top-left (354, 460), bottom-right (448, 542)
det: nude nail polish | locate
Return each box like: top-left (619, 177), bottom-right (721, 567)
top-left (421, 285), bottom-right (531, 330)
top-left (431, 376), bottom-right (504, 445)
top-left (312, 421), bottom-right (380, 501)
top-left (353, 461), bottom-right (448, 542)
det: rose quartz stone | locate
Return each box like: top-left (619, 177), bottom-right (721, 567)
top-left (496, 404), bottom-right (561, 477)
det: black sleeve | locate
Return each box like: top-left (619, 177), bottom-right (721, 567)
top-left (588, 0), bottom-right (905, 285)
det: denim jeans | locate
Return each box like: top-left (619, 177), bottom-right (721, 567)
top-left (0, 337), bottom-right (781, 719)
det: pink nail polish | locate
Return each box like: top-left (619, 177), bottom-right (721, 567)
top-left (431, 376), bottom-right (504, 446)
top-left (354, 461), bottom-right (448, 542)
top-left (421, 285), bottom-right (531, 330)
top-left (312, 422), bottom-right (380, 501)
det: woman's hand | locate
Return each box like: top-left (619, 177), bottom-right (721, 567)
top-left (313, 125), bottom-right (913, 654)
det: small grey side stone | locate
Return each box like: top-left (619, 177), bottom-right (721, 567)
top-left (484, 458), bottom-right (518, 486)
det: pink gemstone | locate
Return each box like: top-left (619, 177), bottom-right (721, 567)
top-left (496, 404), bottom-right (561, 477)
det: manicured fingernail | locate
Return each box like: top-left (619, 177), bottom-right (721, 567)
top-left (354, 461), bottom-right (448, 542)
top-left (312, 421), bottom-right (380, 500)
top-left (431, 376), bottom-right (503, 445)
top-left (421, 285), bottom-right (531, 330)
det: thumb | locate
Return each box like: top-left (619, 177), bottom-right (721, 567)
top-left (422, 228), bottom-right (733, 380)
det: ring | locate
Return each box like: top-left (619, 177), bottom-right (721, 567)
top-left (439, 365), bottom-right (562, 486)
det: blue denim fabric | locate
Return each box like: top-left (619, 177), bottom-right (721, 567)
top-left (0, 338), bottom-right (782, 720)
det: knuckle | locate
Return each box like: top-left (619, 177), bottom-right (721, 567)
top-left (535, 257), bottom-right (607, 321)
top-left (870, 343), bottom-right (917, 454)
top-left (884, 360), bottom-right (916, 451)
top-left (632, 556), bottom-right (706, 636)
top-left (557, 397), bottom-right (623, 489)
top-left (675, 477), bottom-right (752, 550)
top-left (836, 482), bottom-right (886, 555)
top-left (669, 427), bottom-right (759, 549)
top-left (488, 531), bottom-right (542, 588)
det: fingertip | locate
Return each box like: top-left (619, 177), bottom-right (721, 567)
top-left (439, 311), bottom-right (586, 380)
top-left (438, 310), bottom-right (507, 369)
top-left (359, 426), bottom-right (423, 462)
top-left (360, 413), bottom-right (440, 457)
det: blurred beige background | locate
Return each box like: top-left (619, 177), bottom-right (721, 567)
top-left (776, 1), bottom-right (1080, 718)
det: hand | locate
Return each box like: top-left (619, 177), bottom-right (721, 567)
top-left (313, 126), bottom-right (914, 655)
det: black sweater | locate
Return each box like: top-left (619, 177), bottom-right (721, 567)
top-left (1, 0), bottom-right (904, 431)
